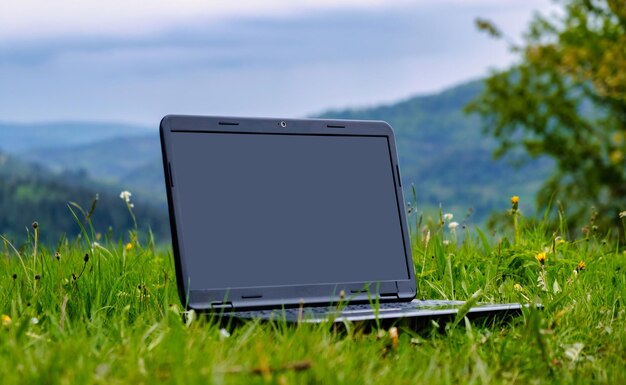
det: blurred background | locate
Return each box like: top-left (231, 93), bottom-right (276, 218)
top-left (2, 0), bottom-right (624, 244)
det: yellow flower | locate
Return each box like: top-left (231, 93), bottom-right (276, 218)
top-left (535, 251), bottom-right (547, 265)
top-left (125, 242), bottom-right (133, 251)
top-left (513, 283), bottom-right (523, 292)
top-left (1, 314), bottom-right (11, 326)
top-left (609, 150), bottom-right (623, 165)
top-left (577, 261), bottom-right (585, 271)
top-left (511, 196), bottom-right (520, 204)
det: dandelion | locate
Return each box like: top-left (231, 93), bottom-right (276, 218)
top-left (443, 213), bottom-right (453, 222)
top-left (125, 242), bottom-right (133, 251)
top-left (577, 261), bottom-right (586, 272)
top-left (1, 314), bottom-right (11, 326)
top-left (536, 251), bottom-right (548, 291)
top-left (510, 196), bottom-right (520, 243)
top-left (535, 251), bottom-right (547, 265)
top-left (448, 221), bottom-right (459, 230)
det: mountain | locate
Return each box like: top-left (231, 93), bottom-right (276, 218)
top-left (317, 80), bottom-right (553, 220)
top-left (0, 121), bottom-right (151, 153)
top-left (0, 152), bottom-right (169, 245)
top-left (25, 134), bottom-right (166, 205)
top-left (2, 79), bottom-right (555, 225)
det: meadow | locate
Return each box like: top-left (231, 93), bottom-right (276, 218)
top-left (1, 197), bottom-right (626, 384)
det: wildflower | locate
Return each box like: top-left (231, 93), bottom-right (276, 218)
top-left (219, 328), bottom-right (231, 339)
top-left (555, 236), bottom-right (566, 245)
top-left (30, 317), bottom-right (39, 325)
top-left (511, 196), bottom-right (519, 211)
top-left (513, 283), bottom-right (523, 292)
top-left (1, 314), bottom-right (11, 326)
top-left (577, 261), bottom-right (586, 272)
top-left (125, 242), bottom-right (133, 251)
top-left (609, 150), bottom-right (623, 164)
top-left (120, 191), bottom-right (132, 203)
top-left (442, 240), bottom-right (450, 246)
top-left (448, 221), bottom-right (459, 230)
top-left (619, 211), bottom-right (626, 219)
top-left (443, 213), bottom-right (453, 222)
top-left (535, 251), bottom-right (547, 265)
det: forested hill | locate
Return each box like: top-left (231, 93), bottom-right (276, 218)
top-left (0, 152), bottom-right (169, 245)
top-left (0, 79), bottom-right (554, 234)
top-left (317, 80), bottom-right (553, 221)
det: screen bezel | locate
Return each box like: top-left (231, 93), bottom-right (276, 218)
top-left (160, 115), bottom-right (416, 311)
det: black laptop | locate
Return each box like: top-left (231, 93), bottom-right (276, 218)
top-left (160, 115), bottom-right (522, 327)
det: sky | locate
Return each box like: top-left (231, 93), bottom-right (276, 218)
top-left (0, 0), bottom-right (556, 126)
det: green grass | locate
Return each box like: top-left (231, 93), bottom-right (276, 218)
top-left (2, 212), bottom-right (626, 384)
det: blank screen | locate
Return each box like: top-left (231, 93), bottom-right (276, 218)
top-left (170, 132), bottom-right (409, 290)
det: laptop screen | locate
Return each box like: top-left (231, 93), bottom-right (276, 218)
top-left (170, 131), bottom-right (410, 291)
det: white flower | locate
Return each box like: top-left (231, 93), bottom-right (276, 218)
top-left (443, 213), bottom-right (453, 222)
top-left (30, 317), bottom-right (39, 325)
top-left (448, 221), bottom-right (459, 230)
top-left (219, 328), bottom-right (231, 338)
top-left (619, 211), bottom-right (626, 219)
top-left (120, 191), bottom-right (132, 203)
top-left (442, 240), bottom-right (450, 246)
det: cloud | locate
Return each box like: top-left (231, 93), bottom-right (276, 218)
top-left (0, 0), bottom-right (414, 41)
top-left (0, 0), bottom-right (555, 124)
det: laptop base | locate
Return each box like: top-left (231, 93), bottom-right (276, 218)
top-left (227, 299), bottom-right (524, 330)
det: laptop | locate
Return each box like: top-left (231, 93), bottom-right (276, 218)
top-left (159, 115), bottom-right (522, 327)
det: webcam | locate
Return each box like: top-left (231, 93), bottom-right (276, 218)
top-left (280, 121), bottom-right (287, 128)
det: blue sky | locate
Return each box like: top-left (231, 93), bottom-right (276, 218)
top-left (0, 0), bottom-right (555, 125)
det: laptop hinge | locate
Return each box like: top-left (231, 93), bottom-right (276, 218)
top-left (210, 301), bottom-right (234, 311)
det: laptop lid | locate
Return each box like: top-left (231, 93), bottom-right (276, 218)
top-left (160, 115), bottom-right (416, 311)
